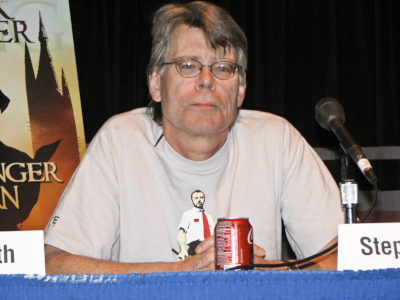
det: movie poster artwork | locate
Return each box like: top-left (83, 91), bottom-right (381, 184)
top-left (0, 0), bottom-right (85, 231)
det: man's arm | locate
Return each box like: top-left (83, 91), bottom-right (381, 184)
top-left (296, 236), bottom-right (338, 270)
top-left (45, 240), bottom-right (216, 275)
top-left (45, 244), bottom-right (214, 274)
top-left (45, 235), bottom-right (287, 274)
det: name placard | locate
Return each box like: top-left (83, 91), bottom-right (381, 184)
top-left (0, 230), bottom-right (45, 275)
top-left (338, 223), bottom-right (400, 271)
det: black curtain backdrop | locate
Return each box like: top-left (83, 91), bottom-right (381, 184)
top-left (68, 0), bottom-right (399, 147)
top-left (68, 0), bottom-right (399, 222)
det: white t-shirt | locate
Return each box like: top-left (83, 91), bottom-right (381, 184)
top-left (44, 108), bottom-right (343, 263)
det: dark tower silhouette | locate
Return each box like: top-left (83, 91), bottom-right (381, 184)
top-left (25, 12), bottom-right (80, 165)
top-left (22, 12), bottom-right (82, 229)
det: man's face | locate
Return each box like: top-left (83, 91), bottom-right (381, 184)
top-left (149, 25), bottom-right (246, 140)
top-left (191, 192), bottom-right (205, 209)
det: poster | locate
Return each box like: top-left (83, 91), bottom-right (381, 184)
top-left (0, 0), bottom-right (85, 230)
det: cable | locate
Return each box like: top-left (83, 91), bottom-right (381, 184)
top-left (227, 179), bottom-right (379, 271)
top-left (359, 180), bottom-right (378, 223)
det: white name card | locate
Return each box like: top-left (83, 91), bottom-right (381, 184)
top-left (0, 230), bottom-right (45, 275)
top-left (338, 223), bottom-right (400, 271)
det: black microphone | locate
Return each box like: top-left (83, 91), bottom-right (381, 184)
top-left (315, 97), bottom-right (378, 184)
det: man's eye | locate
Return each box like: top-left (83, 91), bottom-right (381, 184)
top-left (216, 64), bottom-right (232, 72)
top-left (180, 63), bottom-right (195, 69)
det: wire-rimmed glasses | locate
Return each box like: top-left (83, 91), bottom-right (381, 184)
top-left (161, 58), bottom-right (242, 80)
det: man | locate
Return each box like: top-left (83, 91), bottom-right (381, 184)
top-left (44, 1), bottom-right (342, 274)
top-left (177, 190), bottom-right (214, 260)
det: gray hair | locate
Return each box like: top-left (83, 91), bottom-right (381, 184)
top-left (146, 1), bottom-right (248, 125)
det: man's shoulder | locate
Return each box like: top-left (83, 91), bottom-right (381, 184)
top-left (236, 109), bottom-right (292, 131)
top-left (103, 107), bottom-right (151, 128)
top-left (87, 107), bottom-right (160, 149)
top-left (232, 109), bottom-right (304, 147)
top-left (97, 107), bottom-right (159, 137)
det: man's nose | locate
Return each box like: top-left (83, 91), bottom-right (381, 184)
top-left (196, 66), bottom-right (216, 91)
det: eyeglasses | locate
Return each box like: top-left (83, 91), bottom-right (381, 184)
top-left (161, 58), bottom-right (242, 80)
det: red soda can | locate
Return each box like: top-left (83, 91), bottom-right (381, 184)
top-left (214, 218), bottom-right (253, 270)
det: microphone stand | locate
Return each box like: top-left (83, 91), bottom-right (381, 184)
top-left (340, 180), bottom-right (358, 224)
top-left (340, 152), bottom-right (358, 224)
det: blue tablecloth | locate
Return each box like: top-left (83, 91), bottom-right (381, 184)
top-left (1, 269), bottom-right (400, 299)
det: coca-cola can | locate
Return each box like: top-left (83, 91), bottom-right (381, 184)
top-left (214, 217), bottom-right (253, 270)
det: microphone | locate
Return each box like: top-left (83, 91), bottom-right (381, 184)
top-left (315, 97), bottom-right (378, 184)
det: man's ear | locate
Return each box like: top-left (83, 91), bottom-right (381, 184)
top-left (237, 82), bottom-right (246, 108)
top-left (149, 69), bottom-right (161, 102)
